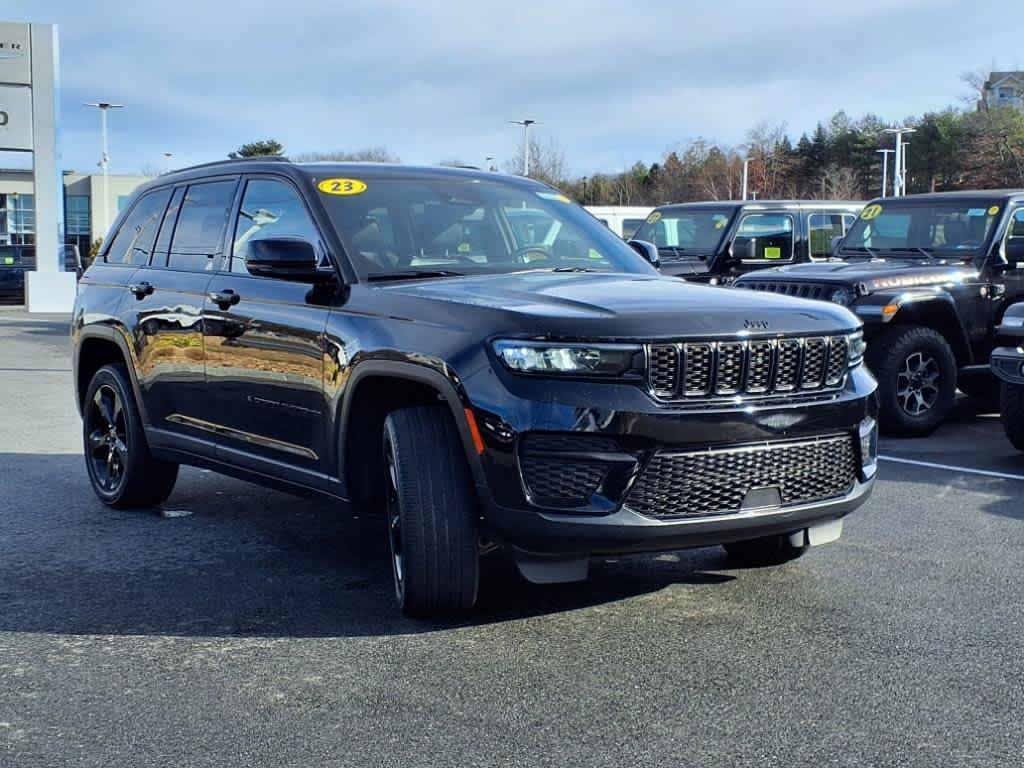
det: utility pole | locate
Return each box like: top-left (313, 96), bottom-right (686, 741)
top-left (581, 176), bottom-right (588, 205)
top-left (509, 119), bottom-right (537, 176)
top-left (84, 102), bottom-right (125, 234)
top-left (876, 149), bottom-right (894, 197)
top-left (882, 126), bottom-right (915, 197)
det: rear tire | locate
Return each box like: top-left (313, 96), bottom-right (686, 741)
top-left (723, 534), bottom-right (807, 567)
top-left (1000, 382), bottom-right (1024, 452)
top-left (866, 325), bottom-right (957, 437)
top-left (82, 364), bottom-right (178, 509)
top-left (383, 405), bottom-right (479, 617)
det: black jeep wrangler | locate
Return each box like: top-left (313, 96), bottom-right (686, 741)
top-left (991, 302), bottom-right (1024, 451)
top-left (735, 192), bottom-right (1024, 436)
top-left (629, 201), bottom-right (862, 284)
top-left (72, 159), bottom-right (877, 616)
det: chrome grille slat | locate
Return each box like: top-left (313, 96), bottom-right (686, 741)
top-left (647, 334), bottom-right (848, 404)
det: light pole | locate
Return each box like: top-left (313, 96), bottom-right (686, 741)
top-left (84, 102), bottom-right (124, 235)
top-left (509, 119), bottom-right (537, 176)
top-left (163, 152), bottom-right (173, 174)
top-left (876, 149), bottom-right (894, 197)
top-left (741, 158), bottom-right (749, 201)
top-left (882, 126), bottom-right (915, 197)
top-left (484, 155), bottom-right (495, 172)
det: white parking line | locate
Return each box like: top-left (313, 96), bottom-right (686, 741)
top-left (879, 455), bottom-right (1024, 482)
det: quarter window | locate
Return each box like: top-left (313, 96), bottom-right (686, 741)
top-left (808, 212), bottom-right (855, 260)
top-left (167, 180), bottom-right (236, 271)
top-left (232, 179), bottom-right (323, 274)
top-left (104, 188), bottom-right (172, 265)
top-left (735, 213), bottom-right (794, 261)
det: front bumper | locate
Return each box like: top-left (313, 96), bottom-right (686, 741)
top-left (463, 362), bottom-right (878, 556)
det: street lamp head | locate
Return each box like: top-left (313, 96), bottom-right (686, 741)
top-left (84, 102), bottom-right (125, 110)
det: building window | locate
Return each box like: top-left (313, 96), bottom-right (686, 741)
top-left (65, 195), bottom-right (91, 236)
top-left (998, 86), bottom-right (1015, 100)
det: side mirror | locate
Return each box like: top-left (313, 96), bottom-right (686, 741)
top-left (830, 235), bottom-right (844, 256)
top-left (627, 239), bottom-right (660, 268)
top-left (1006, 238), bottom-right (1024, 267)
top-left (730, 237), bottom-right (756, 261)
top-left (243, 237), bottom-right (329, 282)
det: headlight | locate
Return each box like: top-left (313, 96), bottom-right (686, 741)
top-left (847, 330), bottom-right (867, 366)
top-left (830, 288), bottom-right (852, 306)
top-left (493, 340), bottom-right (641, 376)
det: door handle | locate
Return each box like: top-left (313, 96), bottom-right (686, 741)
top-left (128, 281), bottom-right (154, 299)
top-left (209, 289), bottom-right (241, 309)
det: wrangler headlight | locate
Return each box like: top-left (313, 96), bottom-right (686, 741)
top-left (830, 287), bottom-right (853, 306)
top-left (493, 340), bottom-right (642, 377)
top-left (847, 330), bottom-right (867, 367)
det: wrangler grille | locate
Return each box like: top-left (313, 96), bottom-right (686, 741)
top-left (738, 281), bottom-right (833, 301)
top-left (647, 335), bottom-right (849, 403)
top-left (625, 435), bottom-right (857, 519)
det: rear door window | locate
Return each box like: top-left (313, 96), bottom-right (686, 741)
top-left (104, 188), bottom-right (172, 265)
top-left (735, 213), bottom-right (794, 262)
top-left (167, 180), bottom-right (237, 272)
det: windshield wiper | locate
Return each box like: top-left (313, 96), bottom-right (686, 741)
top-left (551, 266), bottom-right (603, 273)
top-left (838, 245), bottom-right (880, 259)
top-left (878, 247), bottom-right (936, 260)
top-left (367, 269), bottom-right (465, 282)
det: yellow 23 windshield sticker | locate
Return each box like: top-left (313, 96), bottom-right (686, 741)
top-left (317, 178), bottom-right (367, 196)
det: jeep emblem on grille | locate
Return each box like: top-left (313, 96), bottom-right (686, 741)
top-left (744, 319), bottom-right (769, 330)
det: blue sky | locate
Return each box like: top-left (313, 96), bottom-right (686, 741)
top-left (13, 0), bottom-right (1023, 177)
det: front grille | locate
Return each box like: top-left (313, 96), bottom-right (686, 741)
top-left (518, 435), bottom-right (619, 506)
top-left (625, 435), bottom-right (857, 519)
top-left (647, 335), bottom-right (849, 403)
top-left (738, 281), bottom-right (833, 301)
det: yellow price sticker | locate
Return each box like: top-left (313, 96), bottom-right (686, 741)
top-left (988, 206), bottom-right (1000, 216)
top-left (764, 247), bottom-right (782, 260)
top-left (714, 219), bottom-right (726, 230)
top-left (317, 178), bottom-right (367, 196)
top-left (646, 211), bottom-right (662, 224)
top-left (457, 243), bottom-right (471, 253)
top-left (861, 204), bottom-right (883, 221)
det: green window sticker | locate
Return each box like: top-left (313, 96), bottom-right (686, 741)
top-left (2, 256), bottom-right (14, 265)
top-left (764, 247), bottom-right (782, 260)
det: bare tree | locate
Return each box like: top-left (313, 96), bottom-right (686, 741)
top-left (138, 162), bottom-right (162, 178)
top-left (503, 136), bottom-right (569, 187)
top-left (817, 164), bottom-right (859, 200)
top-left (292, 147), bottom-right (400, 163)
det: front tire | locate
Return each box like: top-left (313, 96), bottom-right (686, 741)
top-left (866, 325), bottom-right (957, 437)
top-left (1000, 382), bottom-right (1024, 452)
top-left (83, 364), bottom-right (178, 508)
top-left (723, 535), bottom-right (807, 567)
top-left (383, 406), bottom-right (479, 617)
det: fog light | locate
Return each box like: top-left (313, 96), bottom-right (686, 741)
top-left (859, 416), bottom-right (878, 479)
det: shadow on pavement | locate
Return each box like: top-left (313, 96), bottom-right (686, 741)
top-left (0, 453), bottom-right (736, 639)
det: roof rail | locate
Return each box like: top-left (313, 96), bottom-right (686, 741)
top-left (167, 156), bottom-right (292, 174)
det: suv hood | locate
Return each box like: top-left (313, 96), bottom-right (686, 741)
top-left (735, 259), bottom-right (979, 291)
top-left (371, 272), bottom-right (859, 338)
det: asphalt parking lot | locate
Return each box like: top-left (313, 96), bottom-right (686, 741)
top-left (1, 310), bottom-right (1022, 768)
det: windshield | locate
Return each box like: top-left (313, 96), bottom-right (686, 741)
top-left (318, 177), bottom-right (656, 279)
top-left (841, 200), bottom-right (1002, 259)
top-left (631, 208), bottom-right (734, 257)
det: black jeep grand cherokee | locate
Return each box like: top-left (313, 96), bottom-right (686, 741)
top-left (72, 159), bottom-right (877, 616)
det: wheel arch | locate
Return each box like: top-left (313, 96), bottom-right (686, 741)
top-left (75, 327), bottom-right (147, 422)
top-left (883, 294), bottom-right (972, 366)
top-left (337, 360), bottom-right (485, 505)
